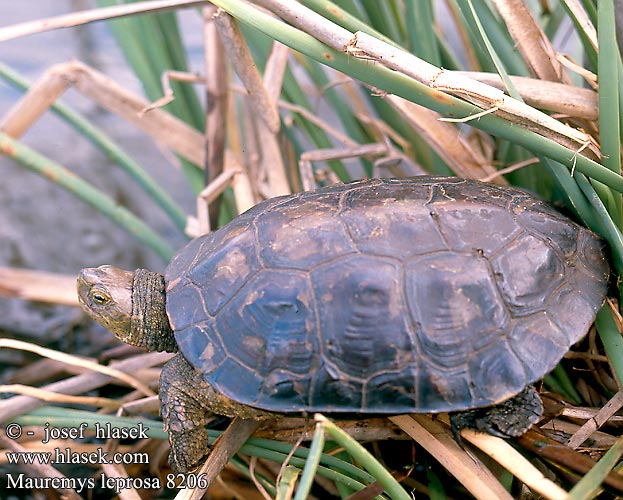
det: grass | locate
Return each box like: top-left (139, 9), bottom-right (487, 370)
top-left (0, 1), bottom-right (622, 499)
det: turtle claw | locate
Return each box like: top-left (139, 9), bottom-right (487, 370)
top-left (168, 427), bottom-right (211, 474)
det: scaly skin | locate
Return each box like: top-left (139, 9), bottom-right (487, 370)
top-left (449, 386), bottom-right (543, 440)
top-left (77, 266), bottom-right (177, 352)
top-left (160, 354), bottom-right (272, 472)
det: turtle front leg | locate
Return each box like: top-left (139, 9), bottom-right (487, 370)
top-left (159, 354), bottom-right (273, 473)
top-left (159, 354), bottom-right (215, 473)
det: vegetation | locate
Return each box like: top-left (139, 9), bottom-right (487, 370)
top-left (0, 1), bottom-right (622, 499)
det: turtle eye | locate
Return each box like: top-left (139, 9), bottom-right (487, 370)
top-left (90, 289), bottom-right (110, 305)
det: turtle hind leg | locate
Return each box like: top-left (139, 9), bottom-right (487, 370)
top-left (449, 386), bottom-right (543, 440)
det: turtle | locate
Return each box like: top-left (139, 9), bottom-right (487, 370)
top-left (77, 176), bottom-right (609, 473)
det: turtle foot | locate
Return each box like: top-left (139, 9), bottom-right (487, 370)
top-left (449, 386), bottom-right (543, 440)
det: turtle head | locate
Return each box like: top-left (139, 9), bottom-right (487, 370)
top-left (77, 266), bottom-right (177, 353)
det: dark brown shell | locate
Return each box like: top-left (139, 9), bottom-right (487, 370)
top-left (165, 176), bottom-right (609, 414)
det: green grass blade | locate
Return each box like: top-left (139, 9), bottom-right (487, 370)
top-left (543, 2), bottom-right (569, 40)
top-left (448, 0), bottom-right (507, 73)
top-left (406, 0), bottom-right (440, 65)
top-left (0, 132), bottom-right (175, 261)
top-left (97, 2), bottom-right (162, 104)
top-left (300, 0), bottom-right (398, 47)
top-left (549, 364), bottom-right (582, 404)
top-left (97, 0), bottom-right (204, 191)
top-left (466, 0), bottom-right (522, 100)
top-left (277, 465), bottom-right (300, 500)
top-left (575, 173), bottom-right (623, 274)
top-left (293, 422), bottom-right (325, 500)
top-left (0, 63), bottom-right (188, 232)
top-left (597, 0), bottom-right (622, 224)
top-left (154, 13), bottom-right (205, 130)
top-left (425, 460), bottom-right (447, 500)
top-left (561, 1), bottom-right (598, 70)
top-left (568, 431), bottom-right (623, 500)
top-left (542, 158), bottom-right (600, 229)
top-left (318, 415), bottom-right (411, 500)
top-left (580, 0), bottom-right (598, 27)
top-left (332, 0), bottom-right (365, 19)
top-left (595, 306), bottom-right (623, 387)
top-left (359, 0), bottom-right (403, 43)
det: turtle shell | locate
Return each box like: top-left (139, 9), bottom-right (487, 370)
top-left (165, 176), bottom-right (609, 414)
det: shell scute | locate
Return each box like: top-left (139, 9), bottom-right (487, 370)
top-left (256, 196), bottom-right (356, 270)
top-left (310, 254), bottom-right (416, 378)
top-left (340, 200), bottom-right (447, 257)
top-left (176, 321), bottom-right (228, 376)
top-left (364, 368), bottom-right (419, 411)
top-left (416, 361), bottom-right (473, 411)
top-left (509, 314), bottom-right (567, 382)
top-left (491, 232), bottom-right (565, 315)
top-left (405, 252), bottom-right (509, 369)
top-left (187, 227), bottom-right (261, 316)
top-left (468, 339), bottom-right (527, 406)
top-left (214, 269), bottom-right (317, 378)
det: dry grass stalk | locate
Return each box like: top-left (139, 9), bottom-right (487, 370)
top-left (263, 42), bottom-right (289, 104)
top-left (0, 69), bottom-right (68, 137)
top-left (558, 54), bottom-right (598, 90)
top-left (298, 143), bottom-right (389, 190)
top-left (118, 395), bottom-right (161, 417)
top-left (255, 416), bottom-right (406, 443)
top-left (0, 339), bottom-right (155, 397)
top-left (454, 71), bottom-right (598, 120)
top-left (100, 462), bottom-right (142, 500)
top-left (253, 114), bottom-right (291, 197)
top-left (300, 143), bottom-right (390, 163)
top-left (0, 433), bottom-right (82, 500)
top-left (479, 157), bottom-right (540, 182)
top-left (0, 384), bottom-right (121, 409)
top-left (519, 430), bottom-right (623, 492)
top-left (139, 70), bottom-right (202, 114)
top-left (386, 94), bottom-right (501, 182)
top-left (348, 31), bottom-right (600, 160)
top-left (203, 5), bottom-right (228, 208)
top-left (541, 420), bottom-right (618, 448)
top-left (278, 99), bottom-right (357, 147)
top-left (566, 390), bottom-right (623, 449)
top-left (0, 61), bottom-right (205, 165)
top-left (389, 415), bottom-right (514, 500)
top-left (0, 351), bottom-right (171, 425)
top-left (0, 266), bottom-right (77, 305)
top-left (0, 0), bottom-right (210, 43)
top-left (214, 9), bottom-right (290, 197)
top-left (213, 10), bottom-right (280, 134)
top-left (195, 168), bottom-right (239, 235)
top-left (461, 429), bottom-right (569, 500)
top-left (491, 0), bottom-right (568, 83)
top-left (8, 359), bottom-right (90, 385)
top-left (561, 0), bottom-right (598, 50)
top-left (227, 154), bottom-right (257, 213)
